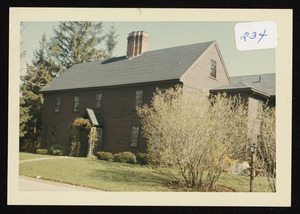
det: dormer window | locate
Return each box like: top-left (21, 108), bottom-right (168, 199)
top-left (210, 59), bottom-right (217, 79)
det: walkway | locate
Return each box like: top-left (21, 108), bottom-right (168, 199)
top-left (19, 176), bottom-right (101, 191)
top-left (19, 156), bottom-right (74, 163)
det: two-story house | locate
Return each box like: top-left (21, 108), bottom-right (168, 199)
top-left (39, 31), bottom-right (275, 156)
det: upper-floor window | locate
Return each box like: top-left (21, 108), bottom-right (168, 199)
top-left (135, 90), bottom-right (143, 108)
top-left (210, 59), bottom-right (217, 78)
top-left (96, 93), bottom-right (102, 108)
top-left (130, 126), bottom-right (139, 147)
top-left (73, 95), bottom-right (79, 112)
top-left (55, 96), bottom-right (61, 112)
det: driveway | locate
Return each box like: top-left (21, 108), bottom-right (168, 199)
top-left (19, 175), bottom-right (102, 191)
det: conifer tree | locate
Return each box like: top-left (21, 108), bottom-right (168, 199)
top-left (20, 22), bottom-right (118, 151)
top-left (48, 21), bottom-right (118, 75)
top-left (105, 24), bottom-right (118, 57)
top-left (20, 34), bottom-right (53, 150)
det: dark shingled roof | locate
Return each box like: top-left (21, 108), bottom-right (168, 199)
top-left (40, 41), bottom-right (215, 92)
top-left (210, 73), bottom-right (275, 96)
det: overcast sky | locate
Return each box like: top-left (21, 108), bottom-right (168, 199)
top-left (21, 21), bottom-right (275, 77)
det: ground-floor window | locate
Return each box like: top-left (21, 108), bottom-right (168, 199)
top-left (51, 125), bottom-right (57, 144)
top-left (130, 126), bottom-right (139, 147)
top-left (96, 127), bottom-right (103, 149)
top-left (68, 123), bottom-right (74, 144)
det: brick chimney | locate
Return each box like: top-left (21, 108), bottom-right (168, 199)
top-left (127, 31), bottom-right (148, 58)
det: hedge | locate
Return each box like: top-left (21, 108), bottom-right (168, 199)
top-left (113, 152), bottom-right (136, 164)
top-left (96, 152), bottom-right (113, 161)
top-left (135, 153), bottom-right (152, 165)
top-left (49, 144), bottom-right (69, 156)
top-left (36, 149), bottom-right (48, 154)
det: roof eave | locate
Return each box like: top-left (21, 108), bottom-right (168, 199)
top-left (39, 79), bottom-right (181, 94)
top-left (210, 87), bottom-right (271, 98)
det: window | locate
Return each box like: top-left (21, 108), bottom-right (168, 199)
top-left (55, 96), bottom-right (61, 112)
top-left (135, 90), bottom-right (143, 108)
top-left (96, 127), bottom-right (103, 149)
top-left (73, 95), bottom-right (79, 112)
top-left (68, 123), bottom-right (74, 144)
top-left (51, 125), bottom-right (57, 144)
top-left (96, 93), bottom-right (102, 108)
top-left (130, 126), bottom-right (139, 147)
top-left (210, 59), bottom-right (217, 78)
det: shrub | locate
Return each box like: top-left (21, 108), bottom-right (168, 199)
top-left (136, 153), bottom-right (151, 165)
top-left (96, 151), bottom-right (113, 161)
top-left (69, 141), bottom-right (81, 157)
top-left (49, 144), bottom-right (69, 156)
top-left (36, 149), bottom-right (48, 154)
top-left (113, 152), bottom-right (136, 164)
top-left (137, 85), bottom-right (250, 189)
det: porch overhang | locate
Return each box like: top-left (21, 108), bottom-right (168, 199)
top-left (86, 108), bottom-right (105, 127)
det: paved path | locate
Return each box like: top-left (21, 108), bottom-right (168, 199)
top-left (19, 175), bottom-right (102, 191)
top-left (19, 156), bottom-right (102, 191)
top-left (19, 156), bottom-right (74, 163)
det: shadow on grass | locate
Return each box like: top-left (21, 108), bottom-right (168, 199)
top-left (88, 165), bottom-right (173, 188)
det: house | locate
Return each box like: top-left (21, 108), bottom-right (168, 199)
top-left (210, 73), bottom-right (275, 143)
top-left (39, 31), bottom-right (275, 156)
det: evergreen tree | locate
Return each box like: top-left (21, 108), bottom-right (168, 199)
top-left (19, 97), bottom-right (32, 138)
top-left (20, 34), bottom-right (53, 151)
top-left (48, 21), bottom-right (118, 75)
top-left (105, 24), bottom-right (118, 57)
top-left (20, 22), bottom-right (118, 151)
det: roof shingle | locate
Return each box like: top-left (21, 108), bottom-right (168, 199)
top-left (40, 41), bottom-right (215, 92)
top-left (211, 73), bottom-right (275, 96)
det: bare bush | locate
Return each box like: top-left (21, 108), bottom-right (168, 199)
top-left (137, 85), bottom-right (249, 189)
top-left (256, 105), bottom-right (276, 191)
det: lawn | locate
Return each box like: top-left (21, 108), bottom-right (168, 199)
top-left (19, 152), bottom-right (271, 192)
top-left (19, 152), bottom-right (55, 161)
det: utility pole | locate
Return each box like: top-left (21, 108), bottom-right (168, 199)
top-left (250, 143), bottom-right (257, 192)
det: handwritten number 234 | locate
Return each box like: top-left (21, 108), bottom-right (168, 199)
top-left (240, 29), bottom-right (267, 44)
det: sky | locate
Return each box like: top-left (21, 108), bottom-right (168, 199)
top-left (20, 21), bottom-right (275, 77)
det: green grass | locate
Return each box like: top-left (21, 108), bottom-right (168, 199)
top-left (217, 172), bottom-right (271, 192)
top-left (19, 152), bottom-right (57, 161)
top-left (19, 152), bottom-right (272, 192)
top-left (19, 153), bottom-right (174, 191)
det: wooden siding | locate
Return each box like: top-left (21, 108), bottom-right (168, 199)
top-left (41, 81), bottom-right (180, 154)
top-left (180, 43), bottom-right (230, 95)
